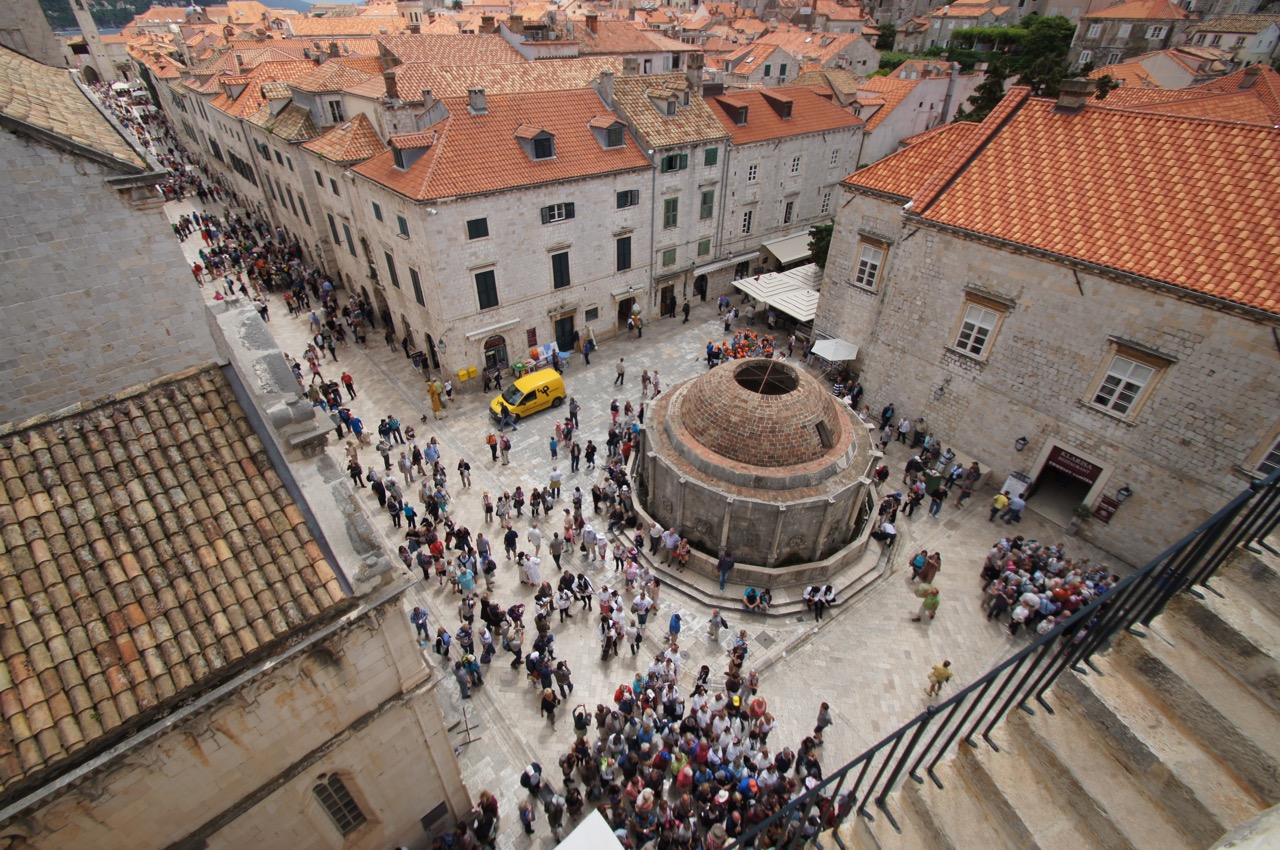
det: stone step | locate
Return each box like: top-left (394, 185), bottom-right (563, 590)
top-left (896, 751), bottom-right (1022, 850)
top-left (1057, 661), bottom-right (1262, 848)
top-left (849, 773), bottom-right (944, 850)
top-left (1174, 575), bottom-right (1280, 713)
top-left (1217, 545), bottom-right (1280, 621)
top-left (1016, 695), bottom-right (1198, 850)
top-left (966, 719), bottom-right (1122, 850)
top-left (1113, 599), bottom-right (1280, 803)
top-left (635, 540), bottom-right (887, 618)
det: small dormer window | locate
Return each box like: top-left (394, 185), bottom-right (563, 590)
top-left (735, 106), bottom-right (749, 125)
top-left (516, 125), bottom-right (555, 160)
top-left (607, 125), bottom-right (625, 147)
top-left (392, 147), bottom-right (406, 169)
top-left (666, 96), bottom-right (678, 115)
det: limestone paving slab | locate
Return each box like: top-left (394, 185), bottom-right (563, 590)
top-left (165, 198), bottom-right (1123, 846)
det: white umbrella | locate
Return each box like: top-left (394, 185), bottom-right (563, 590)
top-left (811, 338), bottom-right (859, 362)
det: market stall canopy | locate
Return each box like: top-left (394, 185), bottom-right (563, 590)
top-left (761, 232), bottom-right (814, 266)
top-left (811, 337), bottom-right (859, 362)
top-left (735, 263), bottom-right (822, 322)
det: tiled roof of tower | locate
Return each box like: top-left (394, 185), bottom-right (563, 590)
top-left (352, 88), bottom-right (650, 200)
top-left (611, 73), bottom-right (729, 148)
top-left (0, 367), bottom-right (348, 797)
top-left (844, 122), bottom-right (978, 197)
top-left (706, 85), bottom-right (864, 143)
top-left (852, 88), bottom-right (1280, 314)
top-left (375, 34), bottom-right (524, 65)
top-left (302, 113), bottom-right (387, 163)
top-left (855, 75), bottom-right (920, 130)
top-left (0, 47), bottom-right (145, 171)
top-left (1084, 0), bottom-right (1187, 19)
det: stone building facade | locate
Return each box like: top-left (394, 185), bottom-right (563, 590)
top-left (1069, 0), bottom-right (1188, 67)
top-left (817, 84), bottom-right (1280, 565)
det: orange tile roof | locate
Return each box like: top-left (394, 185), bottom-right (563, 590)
top-left (302, 112), bottom-right (387, 163)
top-left (291, 60), bottom-right (378, 93)
top-left (856, 75), bottom-right (920, 130)
top-left (352, 56), bottom-right (624, 100)
top-left (1095, 66), bottom-right (1280, 126)
top-left (813, 0), bottom-right (868, 21)
top-left (1084, 0), bottom-right (1187, 19)
top-left (0, 368), bottom-right (347, 796)
top-left (375, 34), bottom-right (524, 65)
top-left (852, 88), bottom-right (1280, 314)
top-left (705, 85), bottom-right (863, 144)
top-left (755, 30), bottom-right (869, 66)
top-left (611, 72), bottom-right (729, 148)
top-left (1089, 61), bottom-right (1160, 88)
top-left (352, 88), bottom-right (651, 201)
top-left (287, 15), bottom-right (408, 37)
top-left (1193, 66), bottom-right (1280, 116)
top-left (1185, 13), bottom-right (1280, 35)
top-left (211, 60), bottom-right (318, 117)
top-left (573, 20), bottom-right (699, 54)
top-left (1122, 90), bottom-right (1278, 125)
top-left (845, 121), bottom-right (978, 197)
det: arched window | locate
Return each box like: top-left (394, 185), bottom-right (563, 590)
top-left (314, 774), bottom-right (366, 834)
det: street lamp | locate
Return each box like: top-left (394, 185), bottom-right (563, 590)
top-left (1116, 485), bottom-right (1133, 503)
top-left (1014, 436), bottom-right (1029, 452)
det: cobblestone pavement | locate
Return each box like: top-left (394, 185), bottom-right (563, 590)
top-left (167, 200), bottom-right (1122, 847)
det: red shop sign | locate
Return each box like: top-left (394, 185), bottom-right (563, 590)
top-left (1093, 495), bottom-right (1119, 525)
top-left (1046, 446), bottom-right (1102, 485)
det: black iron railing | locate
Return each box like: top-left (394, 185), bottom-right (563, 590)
top-left (731, 470), bottom-right (1280, 849)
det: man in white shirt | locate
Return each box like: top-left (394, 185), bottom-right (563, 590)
top-left (527, 523), bottom-right (543, 556)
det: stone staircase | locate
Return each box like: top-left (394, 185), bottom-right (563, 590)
top-left (832, 541), bottom-right (1280, 850)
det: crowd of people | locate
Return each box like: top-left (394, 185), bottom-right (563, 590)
top-left (978, 537), bottom-right (1120, 639)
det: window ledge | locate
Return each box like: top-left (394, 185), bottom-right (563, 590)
top-left (943, 346), bottom-right (989, 365)
top-left (1074, 398), bottom-right (1138, 427)
top-left (396, 233), bottom-right (410, 240)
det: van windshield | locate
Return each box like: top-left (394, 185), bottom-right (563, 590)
top-left (501, 385), bottom-right (524, 405)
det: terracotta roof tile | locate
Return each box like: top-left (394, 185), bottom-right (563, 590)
top-left (855, 89), bottom-right (1280, 314)
top-left (706, 84), bottom-right (863, 144)
top-left (611, 73), bottom-right (729, 149)
top-left (287, 15), bottom-right (408, 37)
top-left (1184, 12), bottom-right (1279, 33)
top-left (352, 88), bottom-right (651, 201)
top-left (210, 60), bottom-right (318, 117)
top-left (844, 121), bottom-right (979, 197)
top-left (0, 368), bottom-right (348, 797)
top-left (247, 102), bottom-right (321, 143)
top-left (291, 60), bottom-right (378, 94)
top-left (359, 56), bottom-right (624, 100)
top-left (755, 30), bottom-right (870, 66)
top-left (1084, 0), bottom-right (1187, 19)
top-left (1095, 66), bottom-right (1280, 126)
top-left (302, 113), bottom-right (386, 163)
top-left (0, 48), bottom-right (146, 171)
top-left (855, 75), bottom-right (920, 130)
top-left (572, 20), bottom-right (699, 55)
top-left (376, 34), bottom-right (524, 65)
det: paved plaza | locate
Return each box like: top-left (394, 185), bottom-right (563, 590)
top-left (167, 200), bottom-right (1121, 847)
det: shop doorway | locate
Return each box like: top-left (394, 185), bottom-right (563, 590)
top-left (659, 284), bottom-right (676, 319)
top-left (694, 274), bottom-right (708, 302)
top-left (484, 335), bottom-right (509, 371)
top-left (617, 298), bottom-right (635, 330)
top-left (1027, 446), bottom-right (1102, 526)
top-left (554, 314), bottom-right (576, 354)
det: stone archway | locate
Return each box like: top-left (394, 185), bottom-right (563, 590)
top-left (81, 64), bottom-right (100, 85)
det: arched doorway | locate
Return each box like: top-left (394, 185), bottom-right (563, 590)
top-left (483, 335), bottom-right (509, 371)
top-left (81, 65), bottom-right (100, 85)
top-left (425, 333), bottom-right (440, 370)
top-left (400, 314), bottom-right (413, 353)
top-left (372, 289), bottom-right (390, 327)
top-left (616, 298), bottom-right (635, 330)
top-left (694, 273), bottom-right (708, 302)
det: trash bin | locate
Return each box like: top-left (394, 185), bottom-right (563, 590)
top-left (513, 362), bottom-right (527, 378)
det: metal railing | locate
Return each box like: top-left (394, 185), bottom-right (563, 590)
top-left (731, 470), bottom-right (1280, 849)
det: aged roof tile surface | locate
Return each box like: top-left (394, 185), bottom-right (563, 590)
top-left (0, 368), bottom-right (348, 798)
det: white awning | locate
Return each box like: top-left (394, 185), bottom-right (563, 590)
top-left (811, 337), bottom-right (859, 361)
top-left (557, 810), bottom-right (627, 850)
top-left (761, 232), bottom-right (813, 266)
top-left (464, 318), bottom-right (519, 340)
top-left (734, 263), bottom-right (822, 323)
top-left (694, 251), bottom-right (759, 276)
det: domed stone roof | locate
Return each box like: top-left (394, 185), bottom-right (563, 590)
top-left (679, 359), bottom-right (842, 467)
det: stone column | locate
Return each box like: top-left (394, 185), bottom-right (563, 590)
top-left (813, 497), bottom-right (838, 561)
top-left (719, 497), bottom-right (735, 553)
top-left (767, 505), bottom-right (787, 567)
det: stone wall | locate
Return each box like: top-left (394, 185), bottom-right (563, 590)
top-left (0, 0), bottom-right (65, 68)
top-left (817, 187), bottom-right (1280, 565)
top-left (28, 604), bottom-right (469, 849)
top-left (0, 131), bottom-right (218, 426)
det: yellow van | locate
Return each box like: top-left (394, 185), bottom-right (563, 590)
top-left (489, 369), bottom-right (566, 423)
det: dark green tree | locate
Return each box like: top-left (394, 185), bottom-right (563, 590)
top-left (1011, 15), bottom-right (1076, 96)
top-left (809, 222), bottom-right (834, 269)
top-left (875, 22), bottom-right (897, 51)
top-left (955, 57), bottom-right (1010, 122)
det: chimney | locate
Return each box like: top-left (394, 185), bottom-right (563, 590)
top-left (508, 14), bottom-right (524, 34)
top-left (480, 15), bottom-right (495, 33)
top-left (421, 88), bottom-right (433, 106)
top-left (468, 87), bottom-right (487, 115)
top-left (585, 13), bottom-right (598, 34)
top-left (328, 40), bottom-right (340, 58)
top-left (599, 70), bottom-right (615, 106)
top-left (383, 69), bottom-right (399, 101)
top-left (1055, 77), bottom-right (1097, 113)
top-left (686, 52), bottom-right (704, 96)
top-left (1241, 64), bottom-right (1261, 89)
